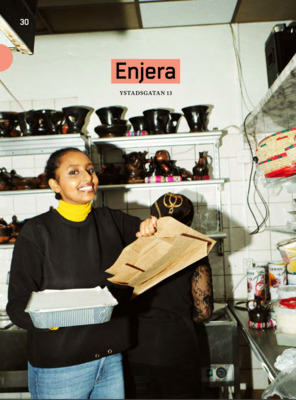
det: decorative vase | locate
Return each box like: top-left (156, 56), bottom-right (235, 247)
top-left (182, 105), bottom-right (209, 132)
top-left (62, 106), bottom-right (90, 133)
top-left (0, 112), bottom-right (18, 137)
top-left (166, 112), bottom-right (183, 133)
top-left (95, 106), bottom-right (125, 125)
top-left (129, 116), bottom-right (150, 133)
top-left (143, 109), bottom-right (170, 135)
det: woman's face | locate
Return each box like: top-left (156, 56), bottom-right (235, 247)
top-left (49, 151), bottom-right (99, 205)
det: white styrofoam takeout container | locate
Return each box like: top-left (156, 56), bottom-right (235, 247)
top-left (25, 286), bottom-right (118, 329)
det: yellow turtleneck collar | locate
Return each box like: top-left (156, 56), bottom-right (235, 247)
top-left (56, 200), bottom-right (92, 222)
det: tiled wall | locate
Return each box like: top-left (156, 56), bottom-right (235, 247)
top-left (0, 21), bottom-right (294, 393)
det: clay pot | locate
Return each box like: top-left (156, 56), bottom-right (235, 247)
top-left (53, 111), bottom-right (65, 134)
top-left (0, 112), bottom-right (18, 137)
top-left (166, 113), bottom-right (183, 133)
top-left (122, 151), bottom-right (148, 183)
top-left (155, 150), bottom-right (171, 162)
top-left (143, 109), bottom-right (170, 135)
top-left (247, 296), bottom-right (271, 323)
top-left (17, 111), bottom-right (36, 136)
top-left (62, 106), bottom-right (90, 133)
top-left (37, 173), bottom-right (49, 189)
top-left (181, 105), bottom-right (209, 132)
top-left (0, 219), bottom-right (12, 244)
top-left (95, 107), bottom-right (125, 125)
top-left (129, 116), bottom-right (150, 133)
top-left (97, 164), bottom-right (123, 185)
top-left (94, 123), bottom-right (131, 138)
top-left (192, 151), bottom-right (210, 180)
top-left (9, 215), bottom-right (27, 241)
top-left (0, 168), bottom-right (13, 191)
top-left (31, 109), bottom-right (64, 135)
top-left (10, 170), bottom-right (39, 190)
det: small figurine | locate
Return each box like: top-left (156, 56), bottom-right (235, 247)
top-left (192, 151), bottom-right (210, 180)
top-left (123, 151), bottom-right (148, 183)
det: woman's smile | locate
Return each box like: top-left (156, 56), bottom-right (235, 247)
top-left (48, 151), bottom-right (99, 204)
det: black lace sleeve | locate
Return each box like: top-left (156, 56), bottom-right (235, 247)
top-left (191, 257), bottom-right (213, 323)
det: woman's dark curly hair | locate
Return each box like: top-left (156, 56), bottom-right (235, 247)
top-left (45, 147), bottom-right (84, 200)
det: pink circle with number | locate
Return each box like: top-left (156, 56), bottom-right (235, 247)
top-left (0, 45), bottom-right (13, 71)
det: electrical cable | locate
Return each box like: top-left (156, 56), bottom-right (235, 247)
top-left (229, 24), bottom-right (255, 113)
top-left (243, 113), bottom-right (270, 234)
top-left (0, 79), bottom-right (25, 111)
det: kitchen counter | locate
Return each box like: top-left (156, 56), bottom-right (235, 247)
top-left (228, 301), bottom-right (290, 382)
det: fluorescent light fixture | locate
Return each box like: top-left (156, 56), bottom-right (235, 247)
top-left (0, 14), bottom-right (33, 54)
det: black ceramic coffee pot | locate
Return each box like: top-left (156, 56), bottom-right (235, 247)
top-left (166, 112), bottom-right (183, 133)
top-left (142, 109), bottom-right (170, 135)
top-left (182, 105), bottom-right (209, 132)
top-left (62, 106), bottom-right (90, 133)
top-left (129, 116), bottom-right (150, 132)
top-left (0, 112), bottom-right (18, 137)
top-left (95, 106), bottom-right (125, 125)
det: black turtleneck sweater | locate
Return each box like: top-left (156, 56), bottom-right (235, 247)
top-left (6, 207), bottom-right (141, 368)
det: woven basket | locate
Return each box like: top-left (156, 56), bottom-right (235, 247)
top-left (256, 128), bottom-right (296, 160)
top-left (286, 143), bottom-right (296, 165)
top-left (256, 128), bottom-right (296, 177)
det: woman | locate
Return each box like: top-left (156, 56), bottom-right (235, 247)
top-left (6, 147), bottom-right (157, 400)
top-left (124, 192), bottom-right (213, 399)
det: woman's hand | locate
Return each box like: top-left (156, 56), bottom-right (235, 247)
top-left (136, 216), bottom-right (157, 238)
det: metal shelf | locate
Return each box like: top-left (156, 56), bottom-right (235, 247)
top-left (266, 226), bottom-right (296, 235)
top-left (245, 53), bottom-right (296, 133)
top-left (0, 244), bottom-right (14, 249)
top-left (97, 179), bottom-right (225, 191)
top-left (92, 131), bottom-right (223, 149)
top-left (207, 231), bottom-right (227, 240)
top-left (0, 134), bottom-right (86, 156)
top-left (0, 189), bottom-right (52, 195)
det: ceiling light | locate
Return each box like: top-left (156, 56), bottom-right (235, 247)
top-left (0, 15), bottom-right (33, 54)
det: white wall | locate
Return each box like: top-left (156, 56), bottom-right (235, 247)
top-left (0, 21), bottom-right (294, 392)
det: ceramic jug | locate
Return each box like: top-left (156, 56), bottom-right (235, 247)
top-left (192, 152), bottom-right (210, 180)
top-left (247, 295), bottom-right (271, 323)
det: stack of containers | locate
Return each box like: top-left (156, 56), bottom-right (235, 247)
top-left (247, 261), bottom-right (287, 303)
top-left (272, 238), bottom-right (296, 345)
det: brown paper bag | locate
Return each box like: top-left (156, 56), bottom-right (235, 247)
top-left (106, 216), bottom-right (216, 297)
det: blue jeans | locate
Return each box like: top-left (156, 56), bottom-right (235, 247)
top-left (28, 353), bottom-right (124, 399)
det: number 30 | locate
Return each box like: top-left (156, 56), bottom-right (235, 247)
top-left (20, 19), bottom-right (29, 25)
